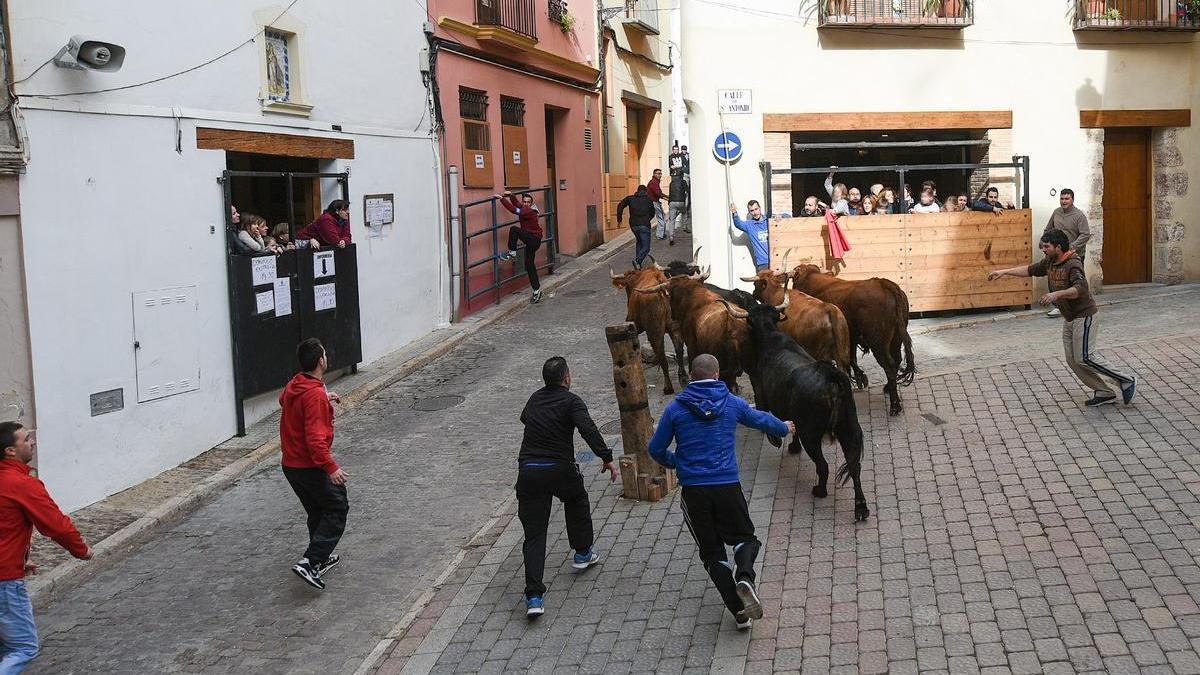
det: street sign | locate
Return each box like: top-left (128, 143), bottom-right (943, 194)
top-left (718, 89), bottom-right (752, 115)
top-left (713, 132), bottom-right (742, 163)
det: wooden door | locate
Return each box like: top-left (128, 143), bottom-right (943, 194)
top-left (1102, 128), bottom-right (1151, 284)
top-left (625, 109), bottom-right (641, 195)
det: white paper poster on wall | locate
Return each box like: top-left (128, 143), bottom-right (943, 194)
top-left (273, 277), bottom-right (292, 317)
top-left (251, 256), bottom-right (277, 286)
top-left (474, 154), bottom-right (485, 169)
top-left (364, 194), bottom-right (395, 226)
top-left (314, 283), bottom-right (337, 312)
top-left (512, 151), bottom-right (522, 165)
top-left (313, 251), bottom-right (335, 278)
top-left (255, 290), bottom-right (275, 315)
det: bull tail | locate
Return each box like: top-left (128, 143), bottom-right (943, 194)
top-left (831, 375), bottom-right (864, 488)
top-left (894, 288), bottom-right (916, 386)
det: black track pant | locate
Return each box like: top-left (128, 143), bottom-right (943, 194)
top-left (508, 227), bottom-right (543, 291)
top-left (516, 462), bottom-right (594, 598)
top-left (283, 466), bottom-right (349, 565)
top-left (680, 483), bottom-right (761, 616)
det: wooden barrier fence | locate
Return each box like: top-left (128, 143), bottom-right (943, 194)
top-left (768, 210), bottom-right (1035, 312)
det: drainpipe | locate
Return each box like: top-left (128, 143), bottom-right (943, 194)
top-left (448, 164), bottom-right (463, 322)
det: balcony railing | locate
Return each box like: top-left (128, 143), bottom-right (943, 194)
top-left (476, 0), bottom-right (538, 40)
top-left (624, 0), bottom-right (661, 35)
top-left (1075, 0), bottom-right (1200, 30)
top-left (818, 0), bottom-right (973, 28)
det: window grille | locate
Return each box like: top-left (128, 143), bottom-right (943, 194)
top-left (460, 88), bottom-right (489, 122)
top-left (501, 97), bottom-right (526, 127)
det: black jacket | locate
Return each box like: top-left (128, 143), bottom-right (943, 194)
top-left (668, 177), bottom-right (689, 203)
top-left (518, 386), bottom-right (612, 465)
top-left (617, 190), bottom-right (656, 228)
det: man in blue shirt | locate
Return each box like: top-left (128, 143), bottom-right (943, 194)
top-left (730, 201), bottom-right (771, 272)
top-left (649, 354), bottom-right (793, 630)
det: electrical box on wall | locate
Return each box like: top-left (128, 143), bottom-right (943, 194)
top-left (132, 286), bottom-right (201, 403)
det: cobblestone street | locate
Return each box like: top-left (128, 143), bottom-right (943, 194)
top-left (25, 231), bottom-right (1200, 674)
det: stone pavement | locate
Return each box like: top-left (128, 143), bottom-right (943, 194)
top-left (375, 332), bottom-right (1200, 675)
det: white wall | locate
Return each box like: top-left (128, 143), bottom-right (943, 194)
top-left (681, 0), bottom-right (1200, 287)
top-left (11, 1), bottom-right (442, 510)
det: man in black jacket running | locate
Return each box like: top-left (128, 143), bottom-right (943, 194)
top-left (517, 356), bottom-right (618, 618)
top-left (617, 185), bottom-right (656, 269)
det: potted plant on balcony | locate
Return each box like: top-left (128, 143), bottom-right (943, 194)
top-left (923, 0), bottom-right (967, 20)
top-left (558, 8), bottom-right (575, 32)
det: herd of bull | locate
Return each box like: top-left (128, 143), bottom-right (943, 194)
top-left (610, 250), bottom-right (917, 522)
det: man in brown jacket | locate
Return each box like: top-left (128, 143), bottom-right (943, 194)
top-left (1043, 189), bottom-right (1091, 316)
top-left (987, 229), bottom-right (1136, 407)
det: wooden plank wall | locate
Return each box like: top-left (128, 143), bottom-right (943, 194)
top-left (602, 173), bottom-right (628, 241)
top-left (768, 210), bottom-right (1034, 312)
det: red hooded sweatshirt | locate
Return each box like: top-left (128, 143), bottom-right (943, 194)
top-left (296, 212), bottom-right (352, 247)
top-left (279, 373), bottom-right (339, 474)
top-left (0, 458), bottom-right (88, 581)
top-left (499, 196), bottom-right (543, 237)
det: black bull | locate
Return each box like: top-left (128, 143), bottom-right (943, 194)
top-left (724, 296), bottom-right (871, 522)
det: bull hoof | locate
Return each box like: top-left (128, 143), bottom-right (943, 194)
top-left (855, 503), bottom-right (871, 522)
top-left (889, 403), bottom-right (902, 416)
top-left (812, 485), bottom-right (828, 498)
top-left (767, 435), bottom-right (782, 448)
top-left (663, 386), bottom-right (675, 395)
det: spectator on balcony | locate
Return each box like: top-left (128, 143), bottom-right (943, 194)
top-left (943, 193), bottom-right (960, 213)
top-left (297, 200), bottom-right (352, 249)
top-left (824, 169), bottom-right (852, 216)
top-left (869, 183), bottom-right (884, 198)
top-left (860, 195), bottom-right (878, 216)
top-left (648, 169), bottom-right (668, 240)
top-left (902, 184), bottom-right (915, 212)
top-left (269, 223), bottom-right (320, 251)
top-left (845, 186), bottom-right (865, 216)
top-left (877, 187), bottom-right (898, 215)
top-left (920, 180), bottom-right (941, 207)
top-left (972, 187), bottom-right (1016, 214)
top-left (910, 189), bottom-right (941, 214)
top-left (799, 196), bottom-right (826, 217)
top-left (235, 214), bottom-right (276, 254)
top-left (956, 194), bottom-right (971, 212)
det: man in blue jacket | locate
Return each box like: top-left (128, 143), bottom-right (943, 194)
top-left (648, 354), bottom-right (794, 630)
top-left (730, 201), bottom-right (771, 272)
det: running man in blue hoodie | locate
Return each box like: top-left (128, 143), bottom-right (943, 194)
top-left (731, 200), bottom-right (771, 272)
top-left (648, 354), bottom-right (793, 629)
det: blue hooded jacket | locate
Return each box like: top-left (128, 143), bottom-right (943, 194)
top-left (648, 380), bottom-right (790, 486)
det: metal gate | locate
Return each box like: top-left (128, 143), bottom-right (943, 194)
top-left (220, 170), bottom-right (362, 435)
top-left (459, 186), bottom-right (558, 308)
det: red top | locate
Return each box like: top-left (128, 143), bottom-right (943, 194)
top-left (647, 177), bottom-right (664, 202)
top-left (297, 212), bottom-right (352, 246)
top-left (499, 196), bottom-right (543, 237)
top-left (0, 458), bottom-right (88, 581)
top-left (279, 373), bottom-right (339, 474)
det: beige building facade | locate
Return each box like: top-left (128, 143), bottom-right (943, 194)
top-left (681, 0), bottom-right (1199, 291)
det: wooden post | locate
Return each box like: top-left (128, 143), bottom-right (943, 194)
top-left (606, 322), bottom-right (676, 501)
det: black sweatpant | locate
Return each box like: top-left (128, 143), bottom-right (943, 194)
top-left (516, 462), bottom-right (594, 598)
top-left (283, 466), bottom-right (349, 565)
top-left (508, 227), bottom-right (543, 291)
top-left (680, 483), bottom-right (761, 616)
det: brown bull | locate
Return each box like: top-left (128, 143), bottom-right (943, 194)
top-left (611, 265), bottom-right (688, 393)
top-left (790, 264), bottom-right (916, 416)
top-left (741, 270), bottom-right (863, 389)
top-left (635, 271), bottom-right (748, 393)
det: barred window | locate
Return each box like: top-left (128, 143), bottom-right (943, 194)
top-left (500, 97), bottom-right (526, 127)
top-left (459, 87), bottom-right (488, 122)
top-left (549, 0), bottom-right (567, 22)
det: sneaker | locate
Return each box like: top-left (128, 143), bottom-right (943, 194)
top-left (572, 548), bottom-right (600, 570)
top-left (531, 289), bottom-right (543, 304)
top-left (315, 554), bottom-right (340, 576)
top-left (525, 595), bottom-right (545, 618)
top-left (735, 579), bottom-right (763, 620)
top-left (669, 238), bottom-right (675, 246)
top-left (1085, 394), bottom-right (1118, 407)
top-left (1046, 307), bottom-right (1061, 317)
top-left (1122, 375), bottom-right (1138, 405)
top-left (735, 612), bottom-right (753, 630)
top-left (292, 561), bottom-right (325, 590)
top-left (498, 250), bottom-right (517, 261)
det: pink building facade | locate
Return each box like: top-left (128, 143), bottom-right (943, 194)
top-left (431, 0), bottom-right (603, 315)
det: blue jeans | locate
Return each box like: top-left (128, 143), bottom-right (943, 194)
top-left (0, 580), bottom-right (38, 674)
top-left (631, 225), bottom-right (652, 267)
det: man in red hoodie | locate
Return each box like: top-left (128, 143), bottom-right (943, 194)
top-left (280, 338), bottom-right (348, 590)
top-left (1, 422), bottom-right (92, 672)
top-left (496, 191), bottom-right (545, 304)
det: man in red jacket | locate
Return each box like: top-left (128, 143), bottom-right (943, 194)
top-left (496, 191), bottom-right (545, 304)
top-left (648, 169), bottom-right (667, 240)
top-left (280, 338), bottom-right (348, 590)
top-left (1, 422), bottom-right (92, 672)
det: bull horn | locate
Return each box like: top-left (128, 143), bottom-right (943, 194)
top-left (646, 253), bottom-right (657, 265)
top-left (634, 281), bottom-right (670, 294)
top-left (782, 248), bottom-right (793, 272)
top-left (692, 246), bottom-right (703, 265)
top-left (609, 266), bottom-right (622, 280)
top-left (720, 298), bottom-right (749, 319)
top-left (775, 290), bottom-right (790, 312)
top-left (654, 262), bottom-right (667, 271)
top-left (739, 275), bottom-right (760, 282)
top-left (699, 265), bottom-right (711, 282)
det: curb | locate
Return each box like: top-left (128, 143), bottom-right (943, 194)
top-left (28, 231), bottom-right (635, 606)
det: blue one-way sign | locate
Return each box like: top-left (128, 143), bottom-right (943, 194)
top-left (713, 132), bottom-right (742, 163)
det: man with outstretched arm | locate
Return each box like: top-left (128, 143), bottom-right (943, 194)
top-left (617, 186), bottom-right (656, 270)
top-left (516, 357), bottom-right (618, 619)
top-left (648, 354), bottom-right (794, 630)
top-left (731, 200), bottom-right (771, 272)
top-left (987, 229), bottom-right (1136, 407)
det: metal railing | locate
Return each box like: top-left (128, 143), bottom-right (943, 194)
top-left (460, 187), bottom-right (558, 306)
top-left (624, 0), bottom-right (661, 34)
top-left (476, 0), bottom-right (538, 39)
top-left (819, 0), bottom-right (973, 27)
top-left (1075, 0), bottom-right (1200, 30)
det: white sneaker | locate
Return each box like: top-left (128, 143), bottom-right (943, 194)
top-left (1046, 307), bottom-right (1061, 317)
top-left (735, 612), bottom-right (753, 630)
